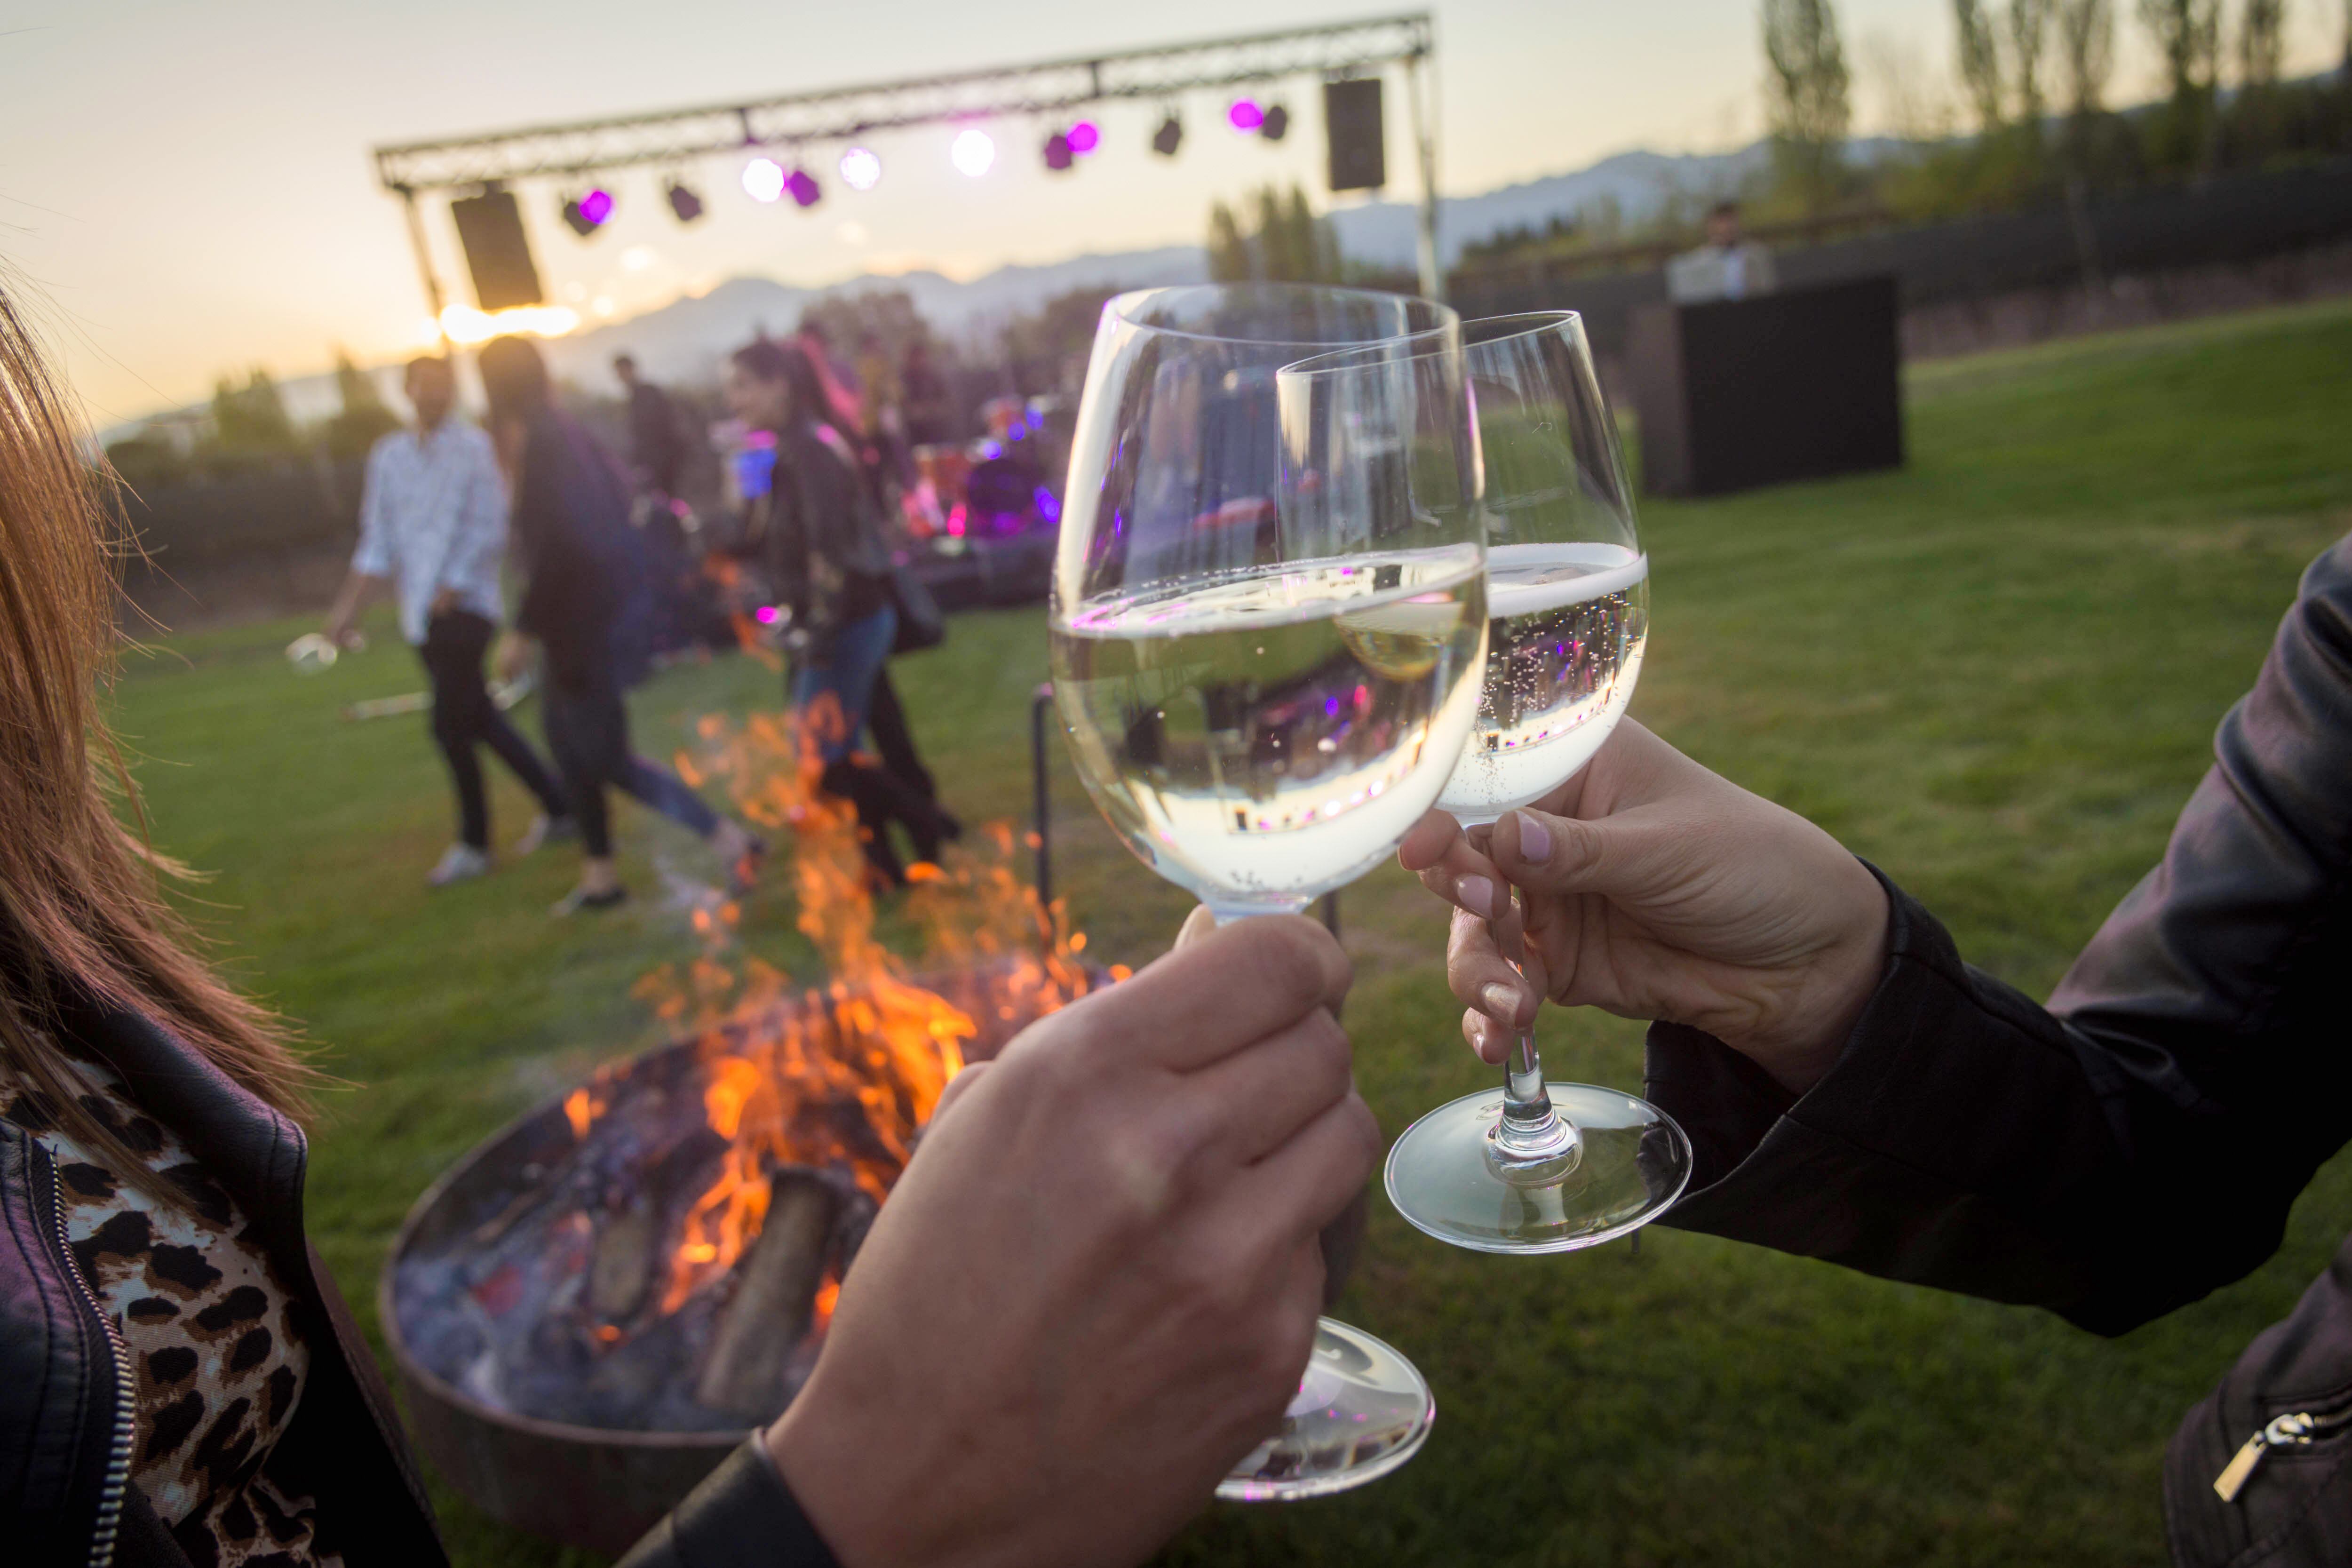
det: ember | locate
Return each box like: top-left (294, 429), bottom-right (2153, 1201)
top-left (390, 707), bottom-right (1102, 1446)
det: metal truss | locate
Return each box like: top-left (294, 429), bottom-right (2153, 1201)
top-left (373, 13), bottom-right (1432, 194)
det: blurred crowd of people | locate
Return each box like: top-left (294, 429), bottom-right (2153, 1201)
top-left (321, 322), bottom-right (984, 910)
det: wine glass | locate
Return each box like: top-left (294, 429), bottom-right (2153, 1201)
top-left (1049, 284), bottom-right (1484, 1499)
top-left (1370, 312), bottom-right (1693, 1255)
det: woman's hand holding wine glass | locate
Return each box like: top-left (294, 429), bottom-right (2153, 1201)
top-left (1398, 718), bottom-right (1891, 1098)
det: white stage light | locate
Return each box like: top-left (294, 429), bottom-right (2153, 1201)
top-left (950, 127), bottom-right (995, 177)
top-left (839, 146), bottom-right (882, 191)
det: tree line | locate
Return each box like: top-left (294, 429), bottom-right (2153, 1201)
top-left (106, 352), bottom-right (403, 491)
top-left (1466, 0), bottom-right (2352, 268)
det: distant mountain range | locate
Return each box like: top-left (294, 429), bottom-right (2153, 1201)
top-left (115, 137), bottom-right (1804, 434)
top-left (545, 142), bottom-right (1791, 390)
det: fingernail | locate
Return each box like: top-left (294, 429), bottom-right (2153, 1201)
top-left (1480, 981), bottom-right (1521, 1022)
top-left (1516, 812), bottom-right (1552, 864)
top-left (1457, 874), bottom-right (1495, 918)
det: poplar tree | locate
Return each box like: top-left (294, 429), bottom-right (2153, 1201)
top-left (1762, 0), bottom-right (1854, 210)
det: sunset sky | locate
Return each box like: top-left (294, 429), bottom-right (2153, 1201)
top-left (2, 0), bottom-right (2339, 426)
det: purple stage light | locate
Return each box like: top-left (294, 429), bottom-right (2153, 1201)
top-left (787, 167), bottom-right (821, 207)
top-left (579, 189), bottom-right (614, 225)
top-left (1227, 99), bottom-right (1264, 133)
top-left (839, 146), bottom-right (882, 190)
top-left (1068, 120), bottom-right (1101, 155)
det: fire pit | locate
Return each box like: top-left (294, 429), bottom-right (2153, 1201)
top-left (381, 960), bottom-right (1096, 1554)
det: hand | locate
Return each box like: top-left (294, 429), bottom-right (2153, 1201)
top-left (429, 585), bottom-right (461, 617)
top-left (768, 912), bottom-right (1375, 1568)
top-left (1397, 719), bottom-right (1889, 1096)
top-left (493, 632), bottom-right (533, 685)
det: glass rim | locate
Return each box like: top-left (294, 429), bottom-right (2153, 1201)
top-left (1103, 282), bottom-right (1458, 351)
top-left (1278, 309), bottom-right (1585, 382)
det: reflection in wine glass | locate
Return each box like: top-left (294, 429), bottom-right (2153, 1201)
top-left (1050, 284), bottom-right (1481, 1499)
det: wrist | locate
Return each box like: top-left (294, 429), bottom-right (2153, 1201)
top-left (1752, 867), bottom-right (1891, 1096)
top-left (764, 1381), bottom-right (899, 1568)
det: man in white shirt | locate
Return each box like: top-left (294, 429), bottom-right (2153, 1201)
top-left (324, 356), bottom-right (572, 886)
top-left (1666, 200), bottom-right (1780, 305)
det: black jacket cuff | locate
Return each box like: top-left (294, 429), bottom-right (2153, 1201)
top-left (1643, 863), bottom-right (2124, 1325)
top-left (614, 1437), bottom-right (844, 1568)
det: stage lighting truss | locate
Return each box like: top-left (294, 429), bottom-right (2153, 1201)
top-left (374, 14), bottom-right (1430, 192)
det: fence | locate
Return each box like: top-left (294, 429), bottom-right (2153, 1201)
top-left (1450, 157), bottom-right (2352, 360)
top-left (116, 456), bottom-right (365, 573)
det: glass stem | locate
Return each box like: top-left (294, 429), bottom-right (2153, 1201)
top-left (1485, 891), bottom-right (1581, 1182)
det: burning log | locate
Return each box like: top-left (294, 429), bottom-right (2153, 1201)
top-left (695, 1169), bottom-right (838, 1422)
top-left (590, 1192), bottom-right (660, 1322)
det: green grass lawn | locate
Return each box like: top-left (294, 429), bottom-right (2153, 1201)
top-left (111, 299), bottom-right (2352, 1566)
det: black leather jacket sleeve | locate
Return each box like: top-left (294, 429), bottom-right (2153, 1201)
top-left (1648, 533), bottom-right (2352, 1337)
top-left (615, 1438), bottom-right (842, 1568)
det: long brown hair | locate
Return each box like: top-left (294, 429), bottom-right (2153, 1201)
top-left (477, 333), bottom-right (548, 476)
top-left (0, 282), bottom-right (316, 1175)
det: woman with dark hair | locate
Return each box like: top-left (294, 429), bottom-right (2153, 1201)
top-left (476, 335), bottom-right (762, 913)
top-left (725, 336), bottom-right (957, 888)
top-left (1, 282), bottom-right (1383, 1568)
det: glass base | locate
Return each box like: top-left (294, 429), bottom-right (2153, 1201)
top-left (1384, 1082), bottom-right (1693, 1255)
top-left (1215, 1317), bottom-right (1433, 1501)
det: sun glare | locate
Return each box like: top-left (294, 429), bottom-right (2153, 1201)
top-left (437, 303), bottom-right (582, 345)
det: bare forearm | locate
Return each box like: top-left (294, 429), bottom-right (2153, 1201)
top-left (326, 571), bottom-right (384, 635)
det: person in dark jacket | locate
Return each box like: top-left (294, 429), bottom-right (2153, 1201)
top-left (2, 286), bottom-right (1380, 1567)
top-left (725, 338), bottom-right (957, 888)
top-left (478, 336), bottom-right (763, 915)
top-left (1403, 533), bottom-right (2352, 1567)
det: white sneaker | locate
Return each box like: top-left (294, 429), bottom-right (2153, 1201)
top-left (428, 844), bottom-right (493, 888)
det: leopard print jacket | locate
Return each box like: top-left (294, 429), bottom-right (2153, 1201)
top-left (1, 1046), bottom-right (343, 1568)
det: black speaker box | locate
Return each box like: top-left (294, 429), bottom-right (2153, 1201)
top-left (450, 189), bottom-right (546, 312)
top-left (1324, 78), bottom-right (1386, 193)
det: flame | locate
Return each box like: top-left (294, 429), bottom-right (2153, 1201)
top-left (563, 1086), bottom-right (603, 1140)
top-left (701, 554), bottom-right (785, 672)
top-left (616, 704), bottom-right (1092, 1322)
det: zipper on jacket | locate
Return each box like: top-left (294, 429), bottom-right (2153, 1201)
top-left (48, 1158), bottom-right (135, 1568)
top-left (2213, 1404), bottom-right (2352, 1501)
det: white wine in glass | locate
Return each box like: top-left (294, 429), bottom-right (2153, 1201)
top-left (1373, 312), bottom-right (1692, 1256)
top-left (1051, 284), bottom-right (1482, 1499)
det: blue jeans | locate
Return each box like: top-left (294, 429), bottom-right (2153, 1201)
top-left (542, 664), bottom-right (721, 858)
top-left (790, 605), bottom-right (897, 765)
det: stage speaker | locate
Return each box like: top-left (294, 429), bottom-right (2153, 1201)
top-left (1324, 78), bottom-right (1386, 193)
top-left (450, 189), bottom-right (545, 311)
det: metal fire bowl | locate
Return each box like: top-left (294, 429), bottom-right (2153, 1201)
top-left (381, 963), bottom-right (1097, 1555)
